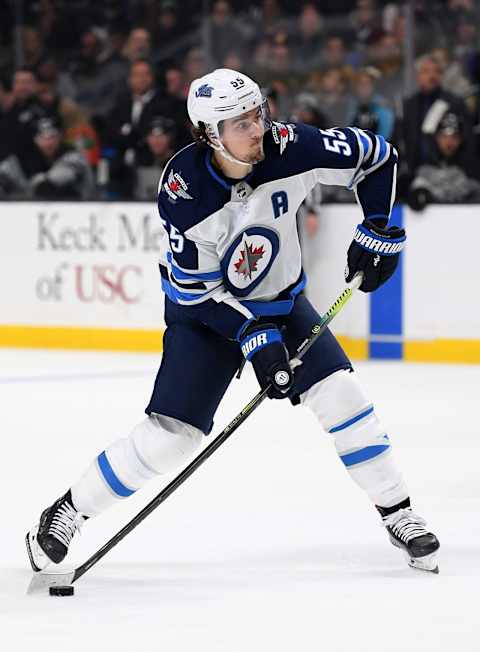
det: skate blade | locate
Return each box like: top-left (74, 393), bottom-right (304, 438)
top-left (27, 569), bottom-right (75, 595)
top-left (25, 527), bottom-right (51, 573)
top-left (404, 550), bottom-right (439, 574)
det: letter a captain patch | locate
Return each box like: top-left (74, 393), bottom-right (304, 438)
top-left (271, 191), bottom-right (288, 219)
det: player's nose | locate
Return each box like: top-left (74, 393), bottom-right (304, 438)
top-left (250, 120), bottom-right (264, 138)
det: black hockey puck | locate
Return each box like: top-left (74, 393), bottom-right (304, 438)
top-left (49, 585), bottom-right (74, 596)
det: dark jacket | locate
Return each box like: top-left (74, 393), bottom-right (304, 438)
top-left (105, 89), bottom-right (170, 159)
top-left (0, 96), bottom-right (60, 160)
top-left (398, 88), bottom-right (472, 178)
top-left (0, 143), bottom-right (94, 200)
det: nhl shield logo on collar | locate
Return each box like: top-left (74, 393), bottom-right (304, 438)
top-left (231, 181), bottom-right (253, 202)
top-left (164, 169), bottom-right (193, 202)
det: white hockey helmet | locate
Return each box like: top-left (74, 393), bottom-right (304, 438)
top-left (187, 68), bottom-right (270, 165)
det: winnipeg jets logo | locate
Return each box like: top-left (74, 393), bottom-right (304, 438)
top-left (234, 238), bottom-right (265, 280)
top-left (195, 84), bottom-right (213, 98)
top-left (271, 122), bottom-right (296, 155)
top-left (164, 169), bottom-right (193, 201)
top-left (223, 226), bottom-right (279, 295)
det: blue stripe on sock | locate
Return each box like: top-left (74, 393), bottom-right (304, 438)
top-left (340, 444), bottom-right (390, 467)
top-left (329, 406), bottom-right (374, 433)
top-left (97, 451), bottom-right (135, 497)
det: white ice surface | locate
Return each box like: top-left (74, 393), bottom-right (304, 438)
top-left (1, 349), bottom-right (479, 651)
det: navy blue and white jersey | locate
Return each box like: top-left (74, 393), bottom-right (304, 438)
top-left (157, 122), bottom-right (397, 340)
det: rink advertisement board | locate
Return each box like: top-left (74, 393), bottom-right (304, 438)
top-left (0, 201), bottom-right (479, 362)
top-left (0, 202), bottom-right (165, 351)
top-left (317, 203), bottom-right (480, 363)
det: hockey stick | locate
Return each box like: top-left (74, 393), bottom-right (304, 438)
top-left (27, 273), bottom-right (363, 593)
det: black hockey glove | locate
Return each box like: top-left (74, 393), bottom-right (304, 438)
top-left (240, 323), bottom-right (293, 399)
top-left (345, 219), bottom-right (406, 293)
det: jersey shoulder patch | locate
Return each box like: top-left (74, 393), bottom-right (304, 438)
top-left (270, 121), bottom-right (297, 155)
top-left (158, 143), bottom-right (228, 233)
top-left (163, 167), bottom-right (194, 202)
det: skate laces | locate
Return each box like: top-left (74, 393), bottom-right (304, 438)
top-left (48, 502), bottom-right (85, 548)
top-left (382, 508), bottom-right (428, 543)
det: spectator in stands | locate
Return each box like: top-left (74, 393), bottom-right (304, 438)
top-left (151, 1), bottom-right (189, 59)
top-left (100, 23), bottom-right (130, 75)
top-left (223, 51), bottom-right (245, 74)
top-left (452, 18), bottom-right (478, 93)
top-left (294, 3), bottom-right (325, 72)
top-left (122, 28), bottom-right (152, 64)
top-left (134, 116), bottom-right (176, 200)
top-left (442, 0), bottom-right (480, 43)
top-left (397, 54), bottom-right (473, 186)
top-left (106, 59), bottom-right (164, 153)
top-left (254, 32), bottom-right (299, 116)
top-left (250, 0), bottom-right (286, 41)
top-left (366, 31), bottom-right (403, 106)
top-left (36, 57), bottom-right (77, 102)
top-left (407, 110), bottom-right (480, 210)
top-left (268, 30), bottom-right (292, 75)
top-left (36, 74), bottom-right (100, 167)
top-left (69, 28), bottom-right (128, 119)
top-left (163, 62), bottom-right (187, 99)
top-left (290, 92), bottom-right (329, 129)
top-left (431, 47), bottom-right (476, 113)
top-left (183, 47), bottom-right (208, 84)
top-left (349, 0), bottom-right (384, 52)
top-left (161, 63), bottom-right (190, 146)
top-left (21, 26), bottom-right (48, 73)
top-left (317, 67), bottom-right (350, 126)
top-left (0, 116), bottom-right (94, 200)
top-left (206, 0), bottom-right (249, 66)
top-left (320, 35), bottom-right (357, 73)
top-left (105, 59), bottom-right (171, 197)
top-left (0, 68), bottom-right (59, 161)
top-left (347, 66), bottom-right (394, 139)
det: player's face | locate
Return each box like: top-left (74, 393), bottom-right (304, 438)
top-left (220, 107), bottom-right (266, 164)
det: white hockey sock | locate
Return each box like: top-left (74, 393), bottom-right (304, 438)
top-left (301, 369), bottom-right (409, 508)
top-left (71, 414), bottom-right (203, 516)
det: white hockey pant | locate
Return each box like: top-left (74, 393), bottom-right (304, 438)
top-left (71, 414), bottom-right (203, 516)
top-left (301, 369), bottom-right (409, 508)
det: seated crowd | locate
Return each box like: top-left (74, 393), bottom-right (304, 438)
top-left (1, 0), bottom-right (479, 208)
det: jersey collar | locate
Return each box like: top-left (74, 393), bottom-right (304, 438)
top-left (205, 150), bottom-right (253, 190)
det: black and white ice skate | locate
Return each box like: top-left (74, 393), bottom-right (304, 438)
top-left (26, 491), bottom-right (86, 572)
top-left (380, 507), bottom-right (440, 574)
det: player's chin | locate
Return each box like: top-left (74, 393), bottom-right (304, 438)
top-left (248, 148), bottom-right (265, 163)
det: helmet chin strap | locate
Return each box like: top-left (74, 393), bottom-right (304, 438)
top-left (210, 141), bottom-right (254, 167)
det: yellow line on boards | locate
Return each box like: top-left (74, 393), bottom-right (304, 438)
top-left (0, 325), bottom-right (164, 352)
top-left (336, 336), bottom-right (368, 360)
top-left (1, 327), bottom-right (479, 364)
top-left (404, 339), bottom-right (480, 364)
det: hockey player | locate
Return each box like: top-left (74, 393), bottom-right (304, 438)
top-left (26, 69), bottom-right (440, 574)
